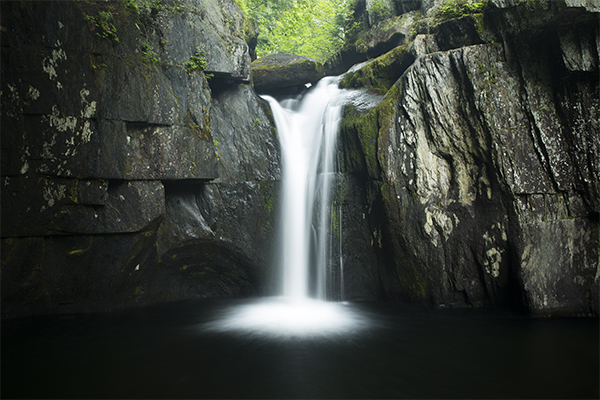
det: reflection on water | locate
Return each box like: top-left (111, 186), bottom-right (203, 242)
top-left (2, 298), bottom-right (598, 399)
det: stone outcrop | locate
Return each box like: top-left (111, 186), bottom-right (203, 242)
top-left (251, 54), bottom-right (325, 94)
top-left (2, 0), bottom-right (598, 319)
top-left (1, 0), bottom-right (280, 318)
top-left (338, 0), bottom-right (599, 316)
top-left (325, 0), bottom-right (424, 75)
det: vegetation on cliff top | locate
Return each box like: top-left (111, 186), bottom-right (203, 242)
top-left (434, 0), bottom-right (489, 24)
top-left (235, 0), bottom-right (358, 62)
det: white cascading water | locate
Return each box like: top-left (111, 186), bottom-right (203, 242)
top-left (262, 76), bottom-right (346, 301)
top-left (204, 77), bottom-right (368, 337)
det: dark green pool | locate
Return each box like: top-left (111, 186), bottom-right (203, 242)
top-left (2, 298), bottom-right (598, 399)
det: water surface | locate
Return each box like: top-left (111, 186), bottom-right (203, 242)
top-left (2, 298), bottom-right (598, 399)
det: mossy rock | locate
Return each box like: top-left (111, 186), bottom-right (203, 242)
top-left (251, 54), bottom-right (325, 94)
top-left (339, 43), bottom-right (414, 95)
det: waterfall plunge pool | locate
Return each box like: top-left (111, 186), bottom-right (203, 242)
top-left (3, 298), bottom-right (598, 399)
top-left (4, 78), bottom-right (597, 399)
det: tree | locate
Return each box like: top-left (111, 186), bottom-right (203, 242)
top-left (236, 0), bottom-right (354, 62)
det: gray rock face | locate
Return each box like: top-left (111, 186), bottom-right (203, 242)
top-left (2, 0), bottom-right (598, 319)
top-left (210, 84), bottom-right (281, 182)
top-left (338, 0), bottom-right (599, 315)
top-left (251, 54), bottom-right (325, 94)
top-left (325, 0), bottom-right (430, 75)
top-left (1, 0), bottom-right (281, 318)
top-left (326, 10), bottom-right (420, 76)
top-left (2, 177), bottom-right (165, 236)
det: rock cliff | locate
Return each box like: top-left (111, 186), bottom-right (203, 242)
top-left (1, 0), bottom-right (280, 317)
top-left (2, 0), bottom-right (598, 318)
top-left (337, 0), bottom-right (599, 316)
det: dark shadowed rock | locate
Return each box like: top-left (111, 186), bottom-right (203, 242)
top-left (338, 0), bottom-right (599, 315)
top-left (210, 84), bottom-right (281, 182)
top-left (2, 177), bottom-right (165, 236)
top-left (251, 54), bottom-right (325, 94)
top-left (1, 0), bottom-right (280, 318)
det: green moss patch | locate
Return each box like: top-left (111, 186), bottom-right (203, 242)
top-left (339, 44), bottom-right (413, 95)
top-left (434, 0), bottom-right (489, 24)
top-left (340, 79), bottom-right (400, 180)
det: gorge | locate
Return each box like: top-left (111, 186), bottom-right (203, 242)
top-left (2, 0), bottom-right (599, 398)
top-left (1, 1), bottom-right (599, 318)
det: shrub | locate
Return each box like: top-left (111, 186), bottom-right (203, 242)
top-left (369, 0), bottom-right (393, 24)
top-left (85, 11), bottom-right (119, 42)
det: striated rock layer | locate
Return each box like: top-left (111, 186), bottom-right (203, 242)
top-left (2, 0), bottom-right (598, 318)
top-left (1, 0), bottom-right (280, 318)
top-left (338, 0), bottom-right (599, 316)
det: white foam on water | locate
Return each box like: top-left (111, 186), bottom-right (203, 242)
top-left (204, 297), bottom-right (368, 338)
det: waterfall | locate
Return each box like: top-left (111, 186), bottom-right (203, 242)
top-left (261, 77), bottom-right (348, 301)
top-left (205, 77), bottom-right (368, 337)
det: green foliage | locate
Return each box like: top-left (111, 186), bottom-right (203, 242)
top-left (434, 0), bottom-right (489, 24)
top-left (141, 41), bottom-right (161, 65)
top-left (184, 50), bottom-right (207, 73)
top-left (85, 11), bottom-right (120, 42)
top-left (122, 0), bottom-right (143, 12)
top-left (515, 0), bottom-right (547, 8)
top-left (236, 0), bottom-right (355, 63)
top-left (369, 0), bottom-right (392, 24)
top-left (122, 0), bottom-right (195, 15)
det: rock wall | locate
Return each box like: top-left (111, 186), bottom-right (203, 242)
top-left (1, 0), bottom-right (281, 318)
top-left (338, 0), bottom-right (599, 316)
top-left (2, 0), bottom-right (598, 318)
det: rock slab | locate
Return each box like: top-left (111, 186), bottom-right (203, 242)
top-left (251, 54), bottom-right (325, 94)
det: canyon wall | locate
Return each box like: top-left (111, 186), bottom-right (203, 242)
top-left (1, 0), bottom-right (281, 317)
top-left (2, 0), bottom-right (598, 318)
top-left (337, 0), bottom-right (599, 316)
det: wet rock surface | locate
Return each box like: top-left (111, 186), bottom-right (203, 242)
top-left (1, 0), bottom-right (279, 318)
top-left (338, 0), bottom-right (599, 315)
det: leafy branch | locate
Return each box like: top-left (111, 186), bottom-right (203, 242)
top-left (85, 11), bottom-right (120, 42)
top-left (141, 41), bottom-right (161, 65)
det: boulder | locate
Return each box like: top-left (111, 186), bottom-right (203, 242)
top-left (251, 54), bottom-right (325, 94)
top-left (325, 4), bottom-right (424, 75)
top-left (339, 43), bottom-right (415, 95)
